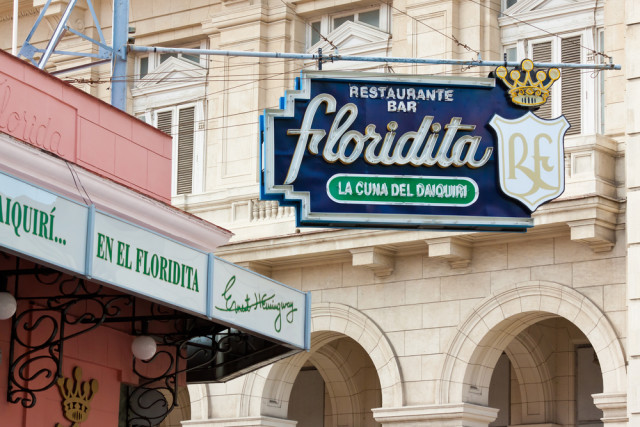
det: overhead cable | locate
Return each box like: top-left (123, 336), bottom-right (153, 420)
top-left (464, 0), bottom-right (612, 62)
top-left (129, 45), bottom-right (620, 70)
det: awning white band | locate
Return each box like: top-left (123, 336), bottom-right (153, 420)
top-left (0, 170), bottom-right (310, 350)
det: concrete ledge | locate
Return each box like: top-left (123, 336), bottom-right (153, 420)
top-left (372, 403), bottom-right (499, 427)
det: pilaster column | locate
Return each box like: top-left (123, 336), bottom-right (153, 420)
top-left (625, 0), bottom-right (640, 424)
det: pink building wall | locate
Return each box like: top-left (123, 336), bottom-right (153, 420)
top-left (0, 301), bottom-right (139, 427)
top-left (0, 50), bottom-right (181, 426)
top-left (0, 252), bottom-right (183, 427)
top-left (0, 50), bottom-right (172, 203)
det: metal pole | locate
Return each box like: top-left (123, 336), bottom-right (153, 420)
top-left (130, 45), bottom-right (621, 71)
top-left (38, 0), bottom-right (78, 69)
top-left (12, 0), bottom-right (18, 55)
top-left (110, 0), bottom-right (129, 111)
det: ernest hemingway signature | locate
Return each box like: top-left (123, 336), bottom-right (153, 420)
top-left (215, 275), bottom-right (298, 333)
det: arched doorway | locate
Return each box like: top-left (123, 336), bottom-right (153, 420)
top-left (488, 319), bottom-right (604, 426)
top-left (254, 303), bottom-right (403, 426)
top-left (288, 336), bottom-right (382, 426)
top-left (184, 303), bottom-right (402, 426)
top-left (440, 281), bottom-right (626, 426)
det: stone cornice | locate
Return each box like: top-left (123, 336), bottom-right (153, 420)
top-left (0, 4), bottom-right (38, 23)
top-left (372, 402), bottom-right (499, 426)
top-left (214, 194), bottom-right (622, 267)
top-left (499, 0), bottom-right (603, 28)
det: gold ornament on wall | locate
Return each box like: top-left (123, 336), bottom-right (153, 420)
top-left (495, 58), bottom-right (561, 107)
top-left (55, 367), bottom-right (99, 427)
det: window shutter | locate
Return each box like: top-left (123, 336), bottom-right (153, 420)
top-left (156, 110), bottom-right (173, 135)
top-left (531, 41), bottom-right (552, 119)
top-left (561, 36), bottom-right (581, 135)
top-left (176, 106), bottom-right (195, 195)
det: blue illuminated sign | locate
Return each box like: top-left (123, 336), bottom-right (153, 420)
top-left (260, 71), bottom-right (567, 231)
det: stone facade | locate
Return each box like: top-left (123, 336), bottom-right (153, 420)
top-left (1, 0), bottom-right (637, 425)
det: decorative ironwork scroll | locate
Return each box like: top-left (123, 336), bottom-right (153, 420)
top-left (6, 258), bottom-right (132, 409)
top-left (127, 311), bottom-right (231, 426)
top-left (126, 320), bottom-right (290, 426)
top-left (3, 252), bottom-right (299, 427)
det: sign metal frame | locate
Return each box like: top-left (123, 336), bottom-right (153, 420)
top-left (261, 71), bottom-right (551, 231)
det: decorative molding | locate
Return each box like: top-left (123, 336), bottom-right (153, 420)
top-left (311, 20), bottom-right (390, 53)
top-left (440, 281), bottom-right (627, 406)
top-left (593, 392), bottom-right (628, 424)
top-left (306, 20), bottom-right (391, 71)
top-left (568, 219), bottom-right (616, 252)
top-left (33, 0), bottom-right (86, 16)
top-left (0, 6), bottom-right (39, 23)
top-left (250, 199), bottom-right (295, 222)
top-left (236, 261), bottom-right (273, 277)
top-left (499, 0), bottom-right (603, 32)
top-left (182, 416), bottom-right (297, 426)
top-left (350, 246), bottom-right (395, 277)
top-left (372, 403), bottom-right (499, 427)
top-left (221, 0), bottom-right (256, 8)
top-left (427, 237), bottom-right (472, 268)
top-left (254, 302), bottom-right (404, 417)
top-left (133, 56), bottom-right (206, 92)
top-left (504, 0), bottom-right (586, 16)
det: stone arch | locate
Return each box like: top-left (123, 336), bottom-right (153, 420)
top-left (236, 302), bottom-right (403, 419)
top-left (503, 327), bottom-right (555, 424)
top-left (439, 280), bottom-right (626, 406)
top-left (311, 341), bottom-right (366, 426)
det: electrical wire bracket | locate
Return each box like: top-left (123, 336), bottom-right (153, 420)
top-left (20, 1), bottom-right (619, 113)
top-left (18, 0), bottom-right (130, 111)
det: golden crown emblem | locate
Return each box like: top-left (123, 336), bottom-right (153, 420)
top-left (495, 59), bottom-right (560, 107)
top-left (56, 367), bottom-right (99, 427)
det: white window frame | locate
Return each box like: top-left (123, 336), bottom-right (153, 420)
top-left (142, 102), bottom-right (205, 196)
top-left (136, 55), bottom-right (150, 79)
top-left (596, 28), bottom-right (605, 135)
top-left (331, 8), bottom-right (384, 31)
top-left (503, 44), bottom-right (519, 62)
top-left (525, 31), bottom-right (592, 134)
top-left (306, 5), bottom-right (391, 51)
top-left (502, 0), bottom-right (520, 12)
top-left (499, 0), bottom-right (604, 137)
top-left (135, 40), bottom-right (207, 80)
